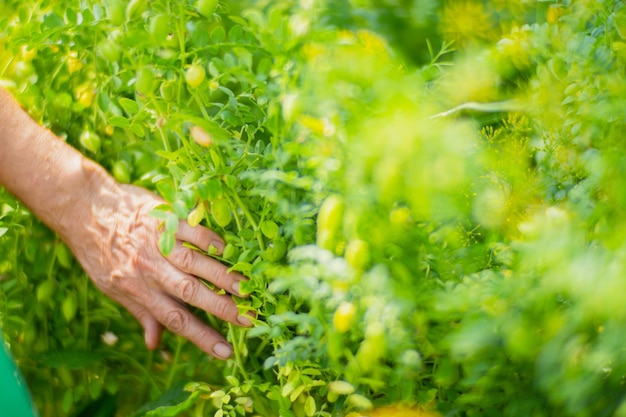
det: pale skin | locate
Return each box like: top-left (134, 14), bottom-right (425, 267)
top-left (0, 87), bottom-right (252, 359)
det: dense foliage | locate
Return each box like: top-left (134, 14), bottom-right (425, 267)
top-left (2, 0), bottom-right (626, 416)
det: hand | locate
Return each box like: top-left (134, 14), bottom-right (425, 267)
top-left (64, 174), bottom-right (250, 360)
top-left (0, 89), bottom-right (247, 358)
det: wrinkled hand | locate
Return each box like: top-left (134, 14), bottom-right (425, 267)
top-left (65, 181), bottom-right (250, 359)
top-left (0, 89), bottom-right (249, 358)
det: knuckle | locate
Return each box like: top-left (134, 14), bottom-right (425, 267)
top-left (189, 225), bottom-right (204, 239)
top-left (211, 295), bottom-right (234, 320)
top-left (177, 278), bottom-right (198, 304)
top-left (207, 263), bottom-right (230, 289)
top-left (125, 248), bottom-right (155, 279)
top-left (108, 271), bottom-right (130, 296)
top-left (163, 309), bottom-right (187, 333)
top-left (192, 227), bottom-right (211, 247)
top-left (172, 247), bottom-right (195, 272)
top-left (129, 252), bottom-right (152, 276)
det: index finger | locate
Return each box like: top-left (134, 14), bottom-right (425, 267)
top-left (176, 220), bottom-right (225, 254)
top-left (167, 241), bottom-right (247, 297)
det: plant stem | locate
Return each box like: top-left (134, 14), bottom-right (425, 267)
top-left (110, 350), bottom-right (162, 395)
top-left (193, 93), bottom-right (211, 121)
top-left (167, 335), bottom-right (184, 389)
top-left (157, 125), bottom-right (171, 152)
top-left (228, 323), bottom-right (250, 381)
top-left (225, 193), bottom-right (243, 233)
top-left (82, 273), bottom-right (89, 349)
top-left (229, 189), bottom-right (259, 231)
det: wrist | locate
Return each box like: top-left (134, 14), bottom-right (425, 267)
top-left (52, 157), bottom-right (120, 245)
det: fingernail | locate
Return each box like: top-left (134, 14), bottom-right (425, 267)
top-left (213, 342), bottom-right (233, 359)
top-left (210, 240), bottom-right (225, 254)
top-left (237, 315), bottom-right (252, 327)
top-left (231, 281), bottom-right (241, 295)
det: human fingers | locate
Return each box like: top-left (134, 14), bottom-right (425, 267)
top-left (146, 293), bottom-right (234, 359)
top-left (159, 259), bottom-right (252, 327)
top-left (167, 241), bottom-right (247, 297)
top-left (122, 298), bottom-right (164, 350)
top-left (176, 220), bottom-right (225, 254)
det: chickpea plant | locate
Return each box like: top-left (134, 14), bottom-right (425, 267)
top-left (2, 0), bottom-right (626, 417)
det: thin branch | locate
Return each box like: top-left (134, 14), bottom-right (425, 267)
top-left (430, 100), bottom-right (525, 119)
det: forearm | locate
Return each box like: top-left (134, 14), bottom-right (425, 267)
top-left (0, 88), bottom-right (249, 359)
top-left (0, 87), bottom-right (113, 240)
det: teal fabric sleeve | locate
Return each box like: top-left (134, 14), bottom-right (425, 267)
top-left (0, 335), bottom-right (38, 417)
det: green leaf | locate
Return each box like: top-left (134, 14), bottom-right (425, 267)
top-left (327, 381), bottom-right (355, 395)
top-left (0, 203), bottom-right (14, 218)
top-left (208, 61), bottom-right (220, 77)
top-left (119, 97), bottom-right (139, 115)
top-left (229, 262), bottom-right (252, 276)
top-left (165, 211), bottom-right (179, 232)
top-left (92, 4), bottom-right (104, 21)
top-left (172, 200), bottom-right (188, 220)
top-left (217, 86), bottom-right (235, 98)
top-left (159, 231), bottom-right (175, 256)
top-left (234, 47), bottom-right (252, 69)
top-left (346, 394), bottom-right (372, 410)
top-left (290, 385), bottom-right (305, 402)
top-left (211, 26), bottom-right (225, 43)
top-left (149, 207), bottom-right (170, 220)
top-left (98, 91), bottom-right (111, 111)
top-left (43, 13), bottom-right (64, 28)
top-left (259, 170), bottom-right (313, 189)
top-left (301, 368), bottom-right (322, 376)
top-left (263, 356), bottom-right (278, 370)
top-left (228, 25), bottom-right (243, 42)
top-left (65, 8), bottom-right (78, 25)
top-left (261, 220), bottom-right (279, 239)
top-left (256, 57), bottom-right (272, 81)
top-left (155, 180), bottom-right (176, 202)
top-left (227, 16), bottom-right (247, 27)
top-left (173, 114), bottom-right (231, 143)
top-left (63, 390), bottom-right (74, 413)
top-left (55, 243), bottom-right (72, 268)
top-left (246, 325), bottom-right (270, 338)
top-left (130, 122), bottom-right (145, 137)
top-left (242, 9), bottom-right (265, 28)
top-left (281, 381), bottom-right (296, 397)
top-left (238, 279), bottom-right (256, 295)
top-left (197, 178), bottom-right (223, 200)
top-left (209, 390), bottom-right (225, 399)
top-left (132, 383), bottom-right (199, 417)
top-left (155, 150), bottom-right (180, 161)
top-left (108, 116), bottom-right (131, 128)
top-left (225, 375), bottom-right (240, 387)
top-left (304, 396), bottom-right (316, 417)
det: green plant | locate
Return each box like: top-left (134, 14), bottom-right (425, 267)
top-left (3, 1), bottom-right (626, 417)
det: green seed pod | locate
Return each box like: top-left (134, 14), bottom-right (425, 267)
top-left (62, 293), bottom-right (78, 321)
top-left (196, 0), bottom-right (218, 17)
top-left (37, 279), bottom-right (56, 303)
top-left (211, 199), bottom-right (232, 228)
